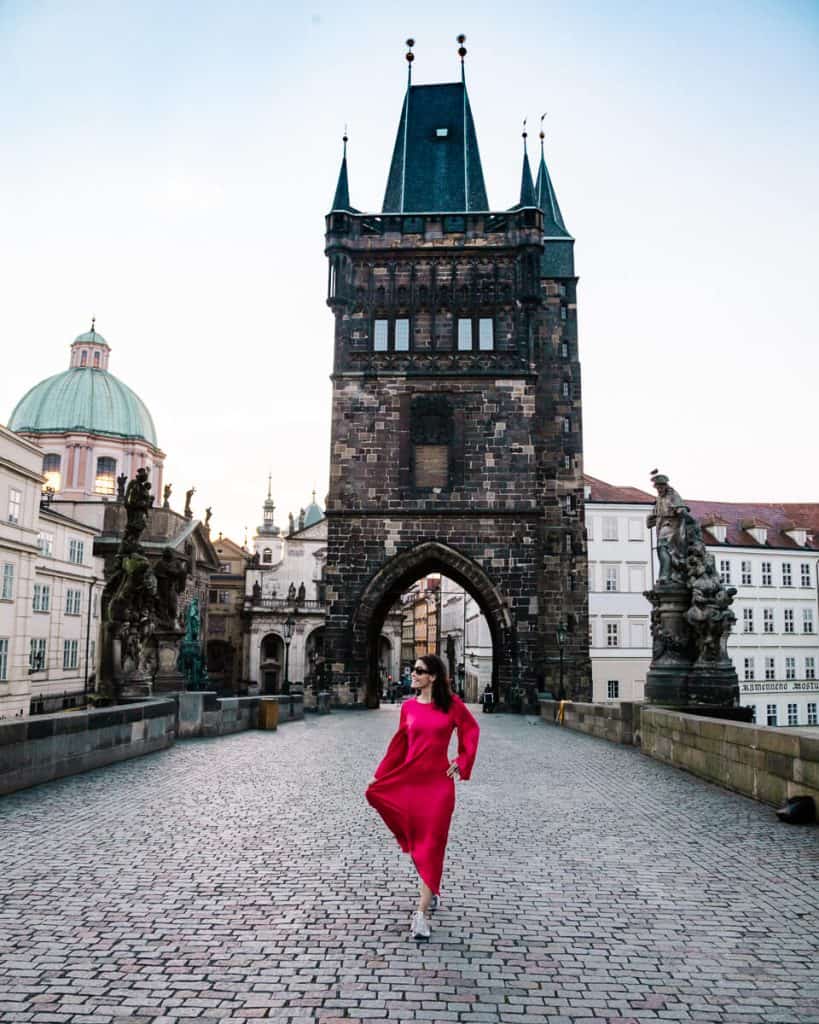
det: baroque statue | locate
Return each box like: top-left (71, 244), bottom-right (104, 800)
top-left (154, 547), bottom-right (189, 628)
top-left (163, 483), bottom-right (172, 509)
top-left (644, 470), bottom-right (740, 709)
top-left (184, 486), bottom-right (195, 519)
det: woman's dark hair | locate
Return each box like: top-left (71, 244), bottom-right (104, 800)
top-left (417, 653), bottom-right (453, 713)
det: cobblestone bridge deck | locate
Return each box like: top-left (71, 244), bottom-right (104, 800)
top-left (1, 707), bottom-right (817, 1024)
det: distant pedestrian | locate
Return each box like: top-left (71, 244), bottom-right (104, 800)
top-left (366, 653), bottom-right (480, 941)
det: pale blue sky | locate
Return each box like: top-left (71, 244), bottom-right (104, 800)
top-left (2, 1), bottom-right (818, 542)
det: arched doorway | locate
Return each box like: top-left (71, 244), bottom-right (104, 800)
top-left (206, 639), bottom-right (235, 692)
top-left (352, 542), bottom-right (511, 708)
top-left (260, 633), bottom-right (283, 694)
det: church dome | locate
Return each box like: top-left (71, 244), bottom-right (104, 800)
top-left (303, 491), bottom-right (324, 527)
top-left (9, 363), bottom-right (158, 447)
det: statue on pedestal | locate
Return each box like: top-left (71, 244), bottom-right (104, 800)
top-left (154, 547), bottom-right (189, 629)
top-left (184, 487), bottom-right (195, 519)
top-left (124, 467), bottom-right (153, 545)
top-left (116, 472), bottom-right (128, 502)
top-left (647, 473), bottom-right (688, 585)
top-left (163, 483), bottom-right (172, 509)
top-left (204, 506), bottom-right (212, 529)
top-left (177, 598), bottom-right (207, 689)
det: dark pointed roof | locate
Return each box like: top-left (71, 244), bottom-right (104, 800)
top-left (331, 136), bottom-right (354, 212)
top-left (383, 82), bottom-right (489, 213)
top-left (519, 140), bottom-right (536, 207)
top-left (536, 140), bottom-right (571, 238)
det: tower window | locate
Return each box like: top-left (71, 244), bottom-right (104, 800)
top-left (262, 548), bottom-right (272, 564)
top-left (410, 394), bottom-right (453, 492)
top-left (93, 351), bottom-right (100, 367)
top-left (435, 128), bottom-right (449, 138)
top-left (372, 317), bottom-right (410, 352)
top-left (457, 317), bottom-right (494, 352)
top-left (80, 350), bottom-right (88, 366)
top-left (95, 457), bottom-right (117, 496)
top-left (42, 453), bottom-right (61, 491)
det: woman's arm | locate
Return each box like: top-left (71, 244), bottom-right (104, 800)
top-left (452, 697), bottom-right (480, 780)
top-left (372, 703), bottom-right (409, 780)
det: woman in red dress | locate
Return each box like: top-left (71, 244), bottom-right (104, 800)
top-left (366, 653), bottom-right (480, 940)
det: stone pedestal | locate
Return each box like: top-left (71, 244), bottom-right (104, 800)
top-left (109, 627), bottom-right (155, 702)
top-left (645, 585), bottom-right (693, 705)
top-left (153, 629), bottom-right (185, 693)
top-left (686, 664), bottom-right (740, 707)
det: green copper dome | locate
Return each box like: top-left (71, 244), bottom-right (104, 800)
top-left (73, 327), bottom-right (110, 348)
top-left (303, 494), bottom-right (324, 527)
top-left (9, 367), bottom-right (158, 447)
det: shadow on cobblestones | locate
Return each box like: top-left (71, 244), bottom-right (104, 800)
top-left (1, 707), bottom-right (817, 1024)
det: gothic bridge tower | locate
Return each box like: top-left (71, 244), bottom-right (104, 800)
top-left (323, 42), bottom-right (590, 706)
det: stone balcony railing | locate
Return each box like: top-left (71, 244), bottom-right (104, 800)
top-left (248, 597), bottom-right (325, 611)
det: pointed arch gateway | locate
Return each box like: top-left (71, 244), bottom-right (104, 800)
top-left (353, 541), bottom-right (512, 708)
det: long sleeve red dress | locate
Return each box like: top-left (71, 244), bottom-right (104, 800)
top-left (366, 695), bottom-right (480, 896)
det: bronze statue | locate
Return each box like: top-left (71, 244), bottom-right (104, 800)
top-left (163, 483), bottom-right (172, 509)
top-left (184, 487), bottom-right (195, 519)
top-left (177, 598), bottom-right (207, 689)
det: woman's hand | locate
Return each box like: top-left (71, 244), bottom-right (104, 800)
top-left (446, 760), bottom-right (461, 780)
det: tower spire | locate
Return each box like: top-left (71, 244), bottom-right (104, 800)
top-left (331, 129), bottom-right (351, 211)
top-left (519, 119), bottom-right (536, 207)
top-left (535, 113), bottom-right (569, 235)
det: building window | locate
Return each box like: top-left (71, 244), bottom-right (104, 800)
top-left (80, 350), bottom-right (88, 366)
top-left (741, 561), bottom-right (752, 585)
top-left (42, 454), bottom-right (62, 491)
top-left (742, 608), bottom-right (754, 633)
top-left (32, 583), bottom-right (51, 613)
top-left (456, 317), bottom-right (494, 352)
top-left (766, 704), bottom-right (778, 726)
top-left (808, 703), bottom-right (818, 726)
top-left (763, 608), bottom-right (774, 634)
top-left (563, 454), bottom-right (572, 471)
top-left (719, 560), bottom-right (731, 585)
top-left (785, 656), bottom-right (796, 681)
top-left (8, 488), bottom-right (21, 524)
top-left (803, 608), bottom-right (814, 633)
top-left (800, 563), bottom-right (812, 587)
top-left (373, 318), bottom-right (389, 351)
top-left (478, 318), bottom-right (494, 350)
top-left (37, 532), bottom-right (54, 556)
top-left (68, 539), bottom-right (85, 564)
top-left (602, 517), bottom-right (618, 542)
top-left (65, 589), bottom-right (81, 616)
top-left (92, 590), bottom-right (99, 619)
top-left (2, 563), bottom-right (15, 601)
top-left (743, 657), bottom-right (755, 681)
top-left (262, 548), bottom-right (272, 564)
top-left (627, 519), bottom-right (643, 542)
top-left (787, 703), bottom-right (798, 726)
top-left (607, 679), bottom-right (620, 700)
top-left (765, 657), bottom-right (776, 681)
top-left (805, 657), bottom-right (815, 680)
top-left (29, 638), bottom-right (46, 673)
top-left (750, 706), bottom-right (757, 724)
top-left (63, 639), bottom-right (79, 671)
top-left (218, 590), bottom-right (230, 605)
top-left (784, 609), bottom-right (794, 634)
top-left (93, 351), bottom-right (100, 367)
top-left (761, 562), bottom-right (772, 586)
top-left (95, 457), bottom-right (117, 496)
top-left (782, 563), bottom-right (792, 587)
top-left (395, 318), bottom-right (410, 351)
top-left (560, 305), bottom-right (567, 322)
top-left (606, 622), bottom-right (619, 648)
top-left (0, 637), bottom-right (7, 681)
top-left (605, 566), bottom-right (619, 592)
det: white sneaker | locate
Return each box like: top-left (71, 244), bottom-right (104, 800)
top-left (410, 910), bottom-right (431, 940)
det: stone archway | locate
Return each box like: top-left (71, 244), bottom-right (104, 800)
top-left (352, 541), bottom-right (512, 708)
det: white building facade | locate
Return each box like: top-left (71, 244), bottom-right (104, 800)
top-left (0, 425), bottom-right (104, 718)
top-left (585, 476), bottom-right (819, 726)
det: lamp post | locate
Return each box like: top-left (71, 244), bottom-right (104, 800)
top-left (283, 615), bottom-right (294, 694)
top-left (84, 576), bottom-right (98, 707)
top-left (556, 621), bottom-right (568, 701)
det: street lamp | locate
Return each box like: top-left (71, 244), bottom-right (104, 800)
top-left (556, 621), bottom-right (568, 700)
top-left (283, 615), bottom-right (295, 694)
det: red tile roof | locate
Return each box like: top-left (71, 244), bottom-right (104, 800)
top-left (584, 474), bottom-right (819, 551)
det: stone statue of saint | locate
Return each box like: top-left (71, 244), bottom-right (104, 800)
top-left (252, 580), bottom-right (262, 604)
top-left (154, 546), bottom-right (188, 628)
top-left (287, 582), bottom-right (296, 602)
top-left (297, 581), bottom-right (306, 604)
top-left (686, 552), bottom-right (737, 664)
top-left (124, 468), bottom-right (153, 545)
top-left (116, 472), bottom-right (128, 502)
top-left (184, 487), bottom-right (195, 519)
top-left (204, 506), bottom-right (212, 528)
top-left (163, 483), bottom-right (172, 509)
top-left (646, 472), bottom-right (688, 585)
top-left (288, 512), bottom-right (295, 535)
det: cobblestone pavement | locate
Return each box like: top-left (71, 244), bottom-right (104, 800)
top-left (1, 707), bottom-right (818, 1024)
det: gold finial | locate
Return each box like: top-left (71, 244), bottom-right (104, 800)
top-left (405, 37), bottom-right (415, 62)
top-left (457, 33), bottom-right (467, 60)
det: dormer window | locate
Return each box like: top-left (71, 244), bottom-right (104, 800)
top-left (748, 526), bottom-right (768, 545)
top-left (710, 525), bottom-right (727, 543)
top-left (785, 527), bottom-right (808, 546)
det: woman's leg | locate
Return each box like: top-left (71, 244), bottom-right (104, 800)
top-left (417, 878), bottom-right (433, 914)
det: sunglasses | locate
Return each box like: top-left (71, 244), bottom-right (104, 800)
top-left (412, 666), bottom-right (431, 675)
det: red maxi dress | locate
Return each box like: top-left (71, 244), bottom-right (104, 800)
top-left (366, 695), bottom-right (480, 895)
